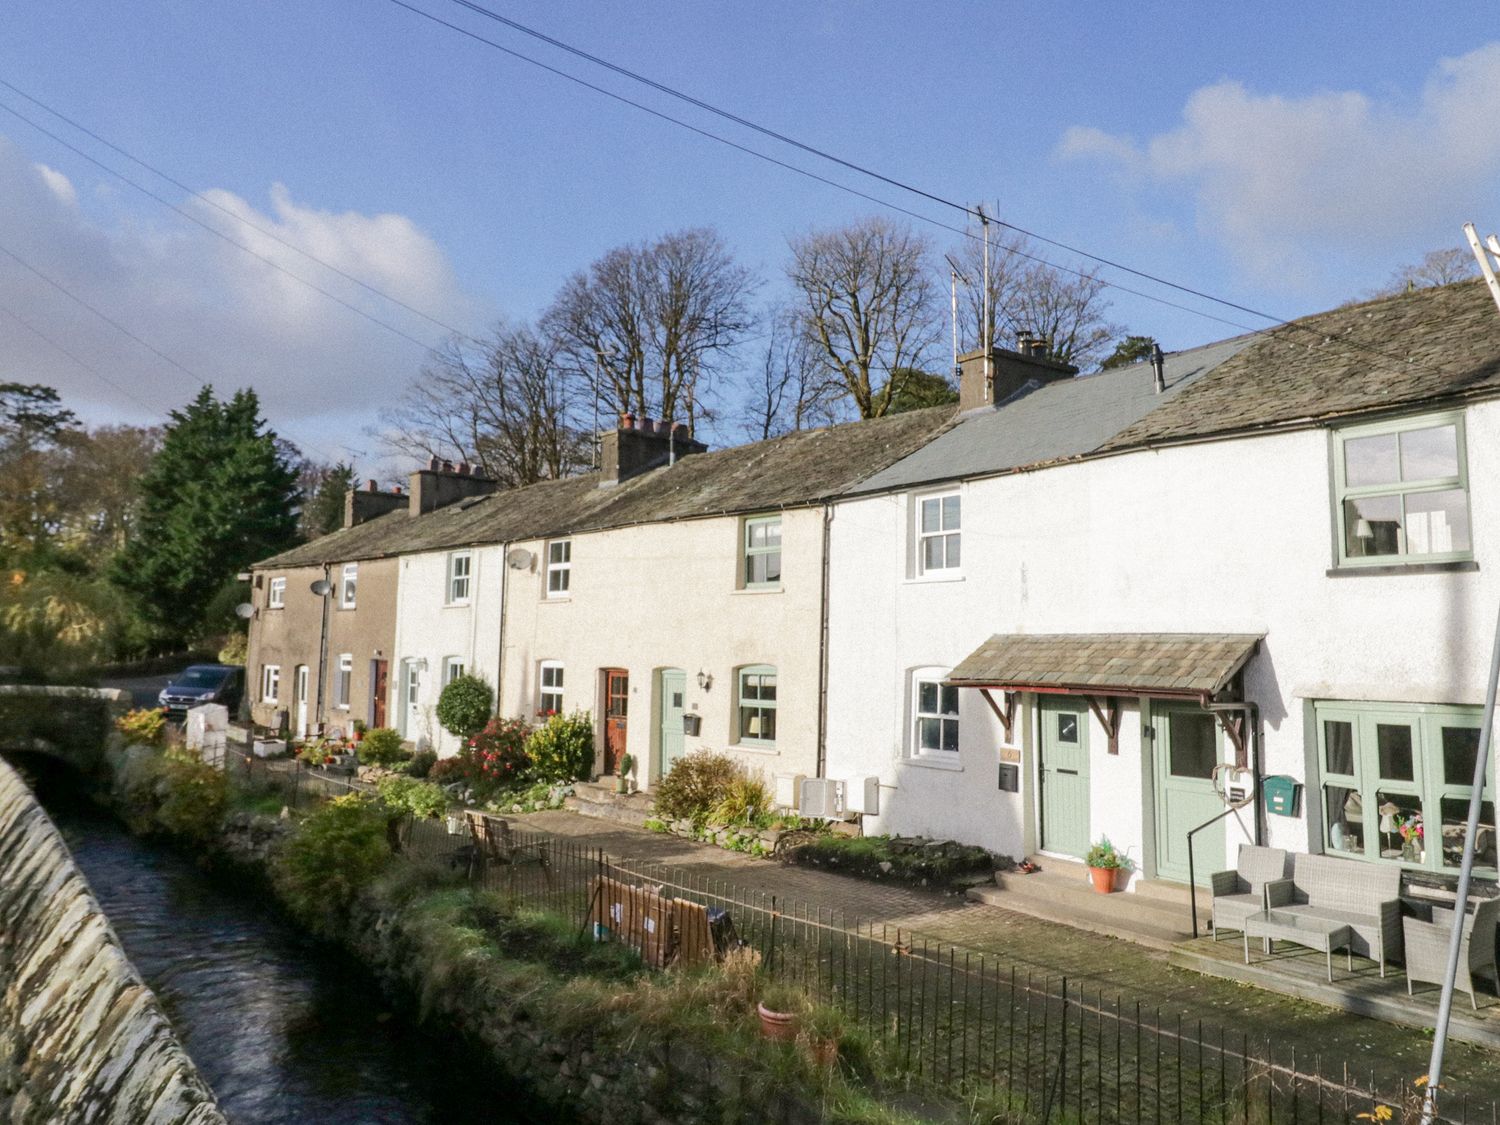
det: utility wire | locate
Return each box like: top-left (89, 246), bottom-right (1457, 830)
top-left (0, 76), bottom-right (481, 350)
top-left (398, 1), bottom-right (1439, 379)
top-left (0, 93), bottom-right (446, 355)
top-left (0, 298), bottom-right (157, 412)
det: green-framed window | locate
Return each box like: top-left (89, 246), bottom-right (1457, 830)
top-left (1330, 411), bottom-right (1472, 567)
top-left (743, 516), bottom-right (781, 588)
top-left (736, 665), bottom-right (777, 746)
top-left (1315, 700), bottom-right (1493, 875)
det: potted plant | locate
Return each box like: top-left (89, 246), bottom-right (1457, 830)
top-left (1085, 837), bottom-right (1126, 893)
top-left (799, 1003), bottom-right (845, 1067)
top-left (756, 981), bottom-right (804, 1041)
top-left (616, 753), bottom-right (636, 794)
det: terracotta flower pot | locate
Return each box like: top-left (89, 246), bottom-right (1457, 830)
top-left (757, 1002), bottom-right (798, 1041)
top-left (1088, 865), bottom-right (1119, 893)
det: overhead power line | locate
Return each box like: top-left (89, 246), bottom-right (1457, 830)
top-left (0, 298), bottom-right (157, 412)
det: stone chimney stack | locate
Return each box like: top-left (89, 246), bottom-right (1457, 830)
top-left (599, 412), bottom-right (708, 486)
top-left (343, 479), bottom-right (408, 528)
top-left (956, 335), bottom-right (1078, 412)
top-left (408, 457), bottom-right (498, 516)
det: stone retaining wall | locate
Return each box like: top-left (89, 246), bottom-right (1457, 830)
top-left (0, 757), bottom-right (226, 1124)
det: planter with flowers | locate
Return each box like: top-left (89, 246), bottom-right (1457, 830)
top-left (1398, 813), bottom-right (1425, 864)
top-left (1084, 837), bottom-right (1129, 893)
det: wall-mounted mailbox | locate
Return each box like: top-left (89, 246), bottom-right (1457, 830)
top-left (997, 763), bottom-right (1020, 792)
top-left (1262, 774), bottom-right (1301, 816)
top-left (682, 713), bottom-right (702, 736)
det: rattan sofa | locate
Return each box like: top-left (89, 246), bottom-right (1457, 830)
top-left (1263, 852), bottom-right (1403, 976)
top-left (1209, 845), bottom-right (1289, 941)
top-left (1403, 896), bottom-right (1500, 1009)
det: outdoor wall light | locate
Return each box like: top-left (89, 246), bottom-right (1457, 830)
top-left (696, 670), bottom-right (713, 691)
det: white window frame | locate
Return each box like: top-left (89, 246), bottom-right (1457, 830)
top-left (442, 656), bottom-right (466, 686)
top-left (911, 668), bottom-right (960, 757)
top-left (546, 539), bottom-right (571, 598)
top-left (1330, 410), bottom-right (1472, 568)
top-left (538, 660), bottom-right (564, 716)
top-left (335, 653), bottom-right (353, 710)
top-left (742, 515), bottom-right (782, 589)
top-left (340, 563), bottom-right (358, 608)
top-left (915, 490), bottom-right (962, 576)
top-left (736, 664), bottom-right (777, 748)
top-left (446, 551), bottom-right (472, 605)
top-left (267, 576), bottom-right (286, 609)
top-left (261, 664), bottom-right (281, 704)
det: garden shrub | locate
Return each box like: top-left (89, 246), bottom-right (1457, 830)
top-left (154, 748), bottom-right (228, 844)
top-left (358, 726), bottom-right (408, 767)
top-left (406, 748), bottom-right (437, 778)
top-left (377, 775), bottom-right (448, 820)
top-left (427, 716), bottom-right (532, 802)
top-left (115, 706), bottom-right (166, 747)
top-left (524, 711), bottom-right (594, 782)
top-left (296, 737), bottom-right (336, 766)
top-left (653, 750), bottom-right (745, 825)
top-left (435, 673), bottom-right (493, 740)
top-left (711, 773), bottom-right (772, 828)
top-left (273, 794), bottom-right (392, 938)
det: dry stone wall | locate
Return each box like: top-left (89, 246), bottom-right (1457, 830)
top-left (0, 757), bottom-right (226, 1125)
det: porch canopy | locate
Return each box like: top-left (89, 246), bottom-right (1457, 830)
top-left (946, 632), bottom-right (1263, 753)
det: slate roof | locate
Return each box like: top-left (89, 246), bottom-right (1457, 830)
top-left (255, 406), bottom-right (956, 568)
top-left (1102, 279), bottom-right (1500, 450)
top-left (851, 334), bottom-right (1254, 495)
top-left (946, 633), bottom-right (1264, 698)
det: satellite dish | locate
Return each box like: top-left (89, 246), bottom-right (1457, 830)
top-left (506, 548), bottom-right (534, 570)
top-left (234, 603), bottom-right (256, 620)
top-left (310, 579), bottom-right (333, 597)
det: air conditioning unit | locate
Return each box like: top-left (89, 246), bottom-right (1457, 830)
top-left (843, 776), bottom-right (881, 816)
top-left (799, 777), bottom-right (846, 819)
top-left (774, 772), bottom-right (806, 810)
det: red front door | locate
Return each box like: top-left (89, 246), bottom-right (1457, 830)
top-left (371, 660), bottom-right (388, 727)
top-left (603, 669), bottom-right (628, 775)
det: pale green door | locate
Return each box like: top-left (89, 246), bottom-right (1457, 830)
top-left (1039, 696), bottom-right (1090, 859)
top-left (1152, 703), bottom-right (1226, 884)
top-left (658, 669), bottom-right (687, 778)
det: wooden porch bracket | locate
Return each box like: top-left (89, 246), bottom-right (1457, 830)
top-left (1215, 710), bottom-right (1249, 767)
top-left (977, 688), bottom-right (1017, 743)
top-left (1086, 696), bottom-right (1121, 754)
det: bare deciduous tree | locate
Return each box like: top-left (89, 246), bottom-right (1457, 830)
top-left (742, 310), bottom-right (846, 441)
top-left (543, 228), bottom-right (757, 433)
top-left (1374, 247), bottom-right (1475, 296)
top-left (787, 216), bottom-right (941, 419)
top-left (379, 324), bottom-right (587, 489)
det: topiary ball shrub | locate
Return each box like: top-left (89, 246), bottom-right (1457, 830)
top-left (436, 674), bottom-right (494, 740)
top-left (357, 726), bottom-right (408, 767)
top-left (525, 711), bottom-right (595, 783)
top-left (272, 794), bottom-right (392, 938)
top-left (653, 750), bottom-right (744, 825)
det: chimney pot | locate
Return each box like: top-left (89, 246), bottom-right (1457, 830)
top-left (366, 479), bottom-right (377, 492)
top-left (639, 416), bottom-right (655, 434)
top-left (671, 422), bottom-right (688, 438)
top-left (457, 461), bottom-right (470, 476)
top-left (392, 485), bottom-right (403, 495)
top-left (621, 411), bottom-right (636, 430)
top-left (427, 456), bottom-right (441, 471)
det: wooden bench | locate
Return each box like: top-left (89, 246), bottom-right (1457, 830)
top-left (464, 811), bottom-right (548, 879)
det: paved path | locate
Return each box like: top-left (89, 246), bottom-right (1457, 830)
top-left (515, 810), bottom-right (1500, 1106)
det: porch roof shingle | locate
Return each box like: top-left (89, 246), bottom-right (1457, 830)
top-left (946, 632), bottom-right (1263, 698)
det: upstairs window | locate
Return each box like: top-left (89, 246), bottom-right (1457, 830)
top-left (447, 551), bottom-right (472, 604)
top-left (743, 516), bottom-right (782, 588)
top-left (917, 492), bottom-right (961, 574)
top-left (913, 673), bottom-right (960, 755)
top-left (267, 576), bottom-right (286, 609)
top-left (538, 661), bottom-right (564, 715)
top-left (546, 540), bottom-right (571, 597)
top-left (340, 563), bottom-right (358, 608)
top-left (1333, 412), bottom-right (1471, 567)
top-left (736, 665), bottom-right (777, 747)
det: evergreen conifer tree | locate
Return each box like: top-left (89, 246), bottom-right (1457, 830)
top-left (113, 387), bottom-right (299, 646)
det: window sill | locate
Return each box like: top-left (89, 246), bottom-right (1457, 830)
top-left (728, 743), bottom-right (779, 756)
top-left (266, 605), bottom-right (284, 611)
top-left (541, 595), bottom-right (572, 604)
top-left (905, 573), bottom-right (965, 586)
top-left (733, 585), bottom-right (783, 596)
top-left (900, 755), bottom-right (964, 772)
top-left (443, 600), bottom-right (472, 609)
top-left (1326, 560), bottom-right (1478, 578)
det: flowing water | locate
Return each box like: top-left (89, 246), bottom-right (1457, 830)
top-left (22, 760), bottom-right (551, 1125)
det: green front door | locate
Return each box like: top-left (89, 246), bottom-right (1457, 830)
top-left (658, 669), bottom-right (687, 778)
top-left (1039, 696), bottom-right (1090, 859)
top-left (1152, 703), bottom-right (1227, 884)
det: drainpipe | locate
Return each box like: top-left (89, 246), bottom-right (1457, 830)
top-left (816, 503), bottom-right (834, 779)
top-left (315, 563), bottom-right (331, 735)
top-left (496, 543), bottom-right (510, 720)
top-left (1204, 699), bottom-right (1263, 846)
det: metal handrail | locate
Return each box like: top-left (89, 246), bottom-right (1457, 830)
top-left (1186, 806), bottom-right (1239, 938)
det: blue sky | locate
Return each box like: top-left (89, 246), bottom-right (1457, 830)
top-left (1, 2), bottom-right (1497, 464)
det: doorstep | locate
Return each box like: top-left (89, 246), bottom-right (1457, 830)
top-left (562, 778), bottom-right (654, 829)
top-left (964, 857), bottom-right (1207, 952)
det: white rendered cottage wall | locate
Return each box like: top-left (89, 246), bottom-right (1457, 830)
top-left (391, 545), bottom-right (504, 755)
top-left (825, 398), bottom-right (1500, 873)
top-left (498, 509), bottom-right (826, 789)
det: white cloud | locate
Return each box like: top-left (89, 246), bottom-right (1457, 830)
top-left (1059, 43), bottom-right (1500, 285)
top-left (0, 134), bottom-right (483, 462)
